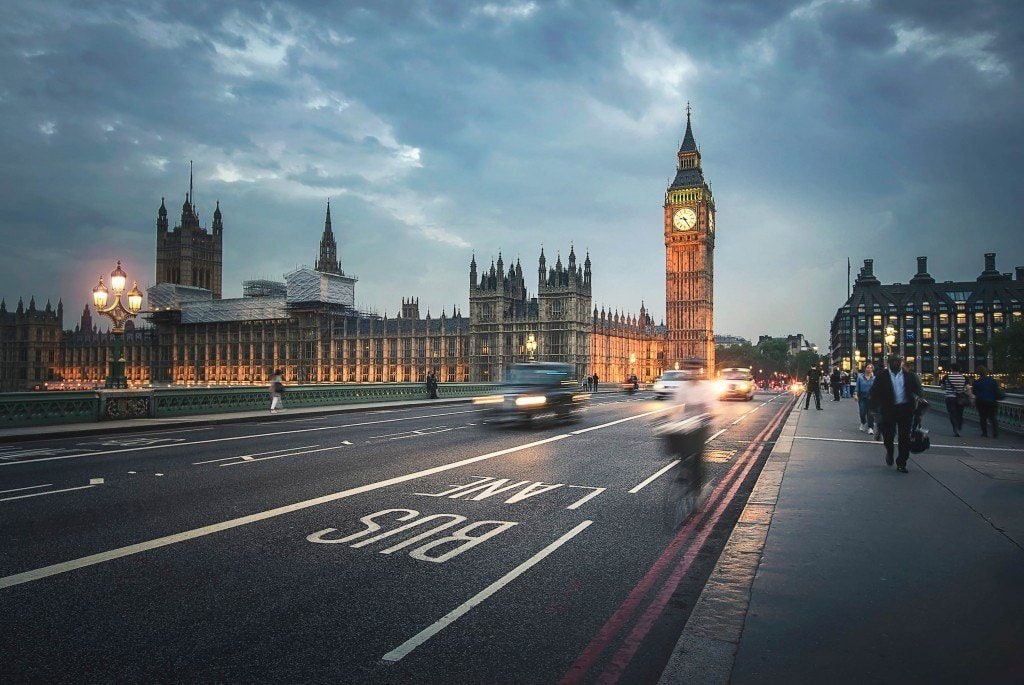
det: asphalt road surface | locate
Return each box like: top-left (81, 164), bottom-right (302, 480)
top-left (1, 390), bottom-right (794, 684)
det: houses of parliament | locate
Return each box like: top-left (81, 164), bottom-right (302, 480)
top-left (1, 113), bottom-right (718, 391)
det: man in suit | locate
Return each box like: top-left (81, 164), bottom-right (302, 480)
top-left (805, 366), bottom-right (822, 410)
top-left (829, 367), bottom-right (842, 401)
top-left (868, 354), bottom-right (923, 473)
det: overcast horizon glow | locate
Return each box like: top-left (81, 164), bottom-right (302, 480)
top-left (1, 1), bottom-right (1021, 348)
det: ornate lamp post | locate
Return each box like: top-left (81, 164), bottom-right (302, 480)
top-left (629, 352), bottom-right (637, 378)
top-left (525, 333), bottom-right (537, 362)
top-left (853, 349), bottom-right (862, 373)
top-left (91, 261), bottom-right (143, 389)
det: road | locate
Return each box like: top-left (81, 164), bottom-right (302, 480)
top-left (0, 390), bottom-right (794, 684)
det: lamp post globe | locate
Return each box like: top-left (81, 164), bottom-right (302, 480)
top-left (91, 261), bottom-right (143, 389)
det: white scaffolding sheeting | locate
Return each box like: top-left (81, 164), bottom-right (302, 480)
top-left (147, 283), bottom-right (213, 310)
top-left (285, 267), bottom-right (356, 306)
top-left (180, 298), bottom-right (288, 323)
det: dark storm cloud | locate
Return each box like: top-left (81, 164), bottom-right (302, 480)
top-left (0, 0), bottom-right (1020, 348)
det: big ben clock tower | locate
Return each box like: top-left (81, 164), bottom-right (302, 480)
top-left (665, 105), bottom-right (715, 373)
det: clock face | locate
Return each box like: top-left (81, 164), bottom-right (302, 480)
top-left (672, 207), bottom-right (697, 231)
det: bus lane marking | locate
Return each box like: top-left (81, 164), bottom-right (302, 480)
top-left (307, 508), bottom-right (518, 563)
top-left (0, 407), bottom-right (666, 590)
top-left (381, 519), bottom-right (594, 663)
top-left (414, 476), bottom-right (607, 509)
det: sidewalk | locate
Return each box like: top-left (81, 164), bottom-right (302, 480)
top-left (661, 396), bottom-right (1024, 684)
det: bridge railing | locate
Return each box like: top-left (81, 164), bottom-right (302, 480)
top-left (0, 383), bottom-right (501, 428)
top-left (921, 386), bottom-right (1023, 435)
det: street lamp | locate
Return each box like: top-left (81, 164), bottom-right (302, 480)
top-left (525, 333), bottom-right (537, 362)
top-left (884, 325), bottom-right (896, 359)
top-left (91, 260), bottom-right (143, 388)
top-left (629, 352), bottom-right (637, 377)
top-left (853, 349), bottom-right (862, 372)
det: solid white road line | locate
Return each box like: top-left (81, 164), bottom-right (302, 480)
top-left (0, 484), bottom-right (97, 503)
top-left (628, 460), bottom-right (681, 494)
top-left (706, 429), bottom-right (727, 443)
top-left (192, 445), bottom-right (320, 465)
top-left (220, 445), bottom-right (342, 466)
top-left (0, 483), bottom-right (53, 495)
top-left (380, 520), bottom-right (594, 663)
top-left (0, 408), bottom-right (663, 590)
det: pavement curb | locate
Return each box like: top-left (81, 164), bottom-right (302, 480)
top-left (658, 399), bottom-right (802, 684)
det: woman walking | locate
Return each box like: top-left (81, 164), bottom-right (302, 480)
top-left (972, 366), bottom-right (1002, 438)
top-left (853, 363), bottom-right (876, 435)
top-left (269, 369), bottom-right (286, 413)
top-left (941, 363), bottom-right (971, 437)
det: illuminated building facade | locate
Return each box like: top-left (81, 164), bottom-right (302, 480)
top-left (830, 254), bottom-right (1024, 383)
top-left (664, 106), bottom-right (715, 372)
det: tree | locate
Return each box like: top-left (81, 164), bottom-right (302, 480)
top-left (990, 321), bottom-right (1024, 389)
top-left (787, 350), bottom-right (820, 381)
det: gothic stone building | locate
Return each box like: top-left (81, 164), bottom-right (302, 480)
top-left (156, 165), bottom-right (224, 299)
top-left (0, 297), bottom-right (64, 391)
top-left (830, 254), bottom-right (1024, 384)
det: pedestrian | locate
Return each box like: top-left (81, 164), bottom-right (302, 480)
top-left (972, 366), bottom-right (1003, 438)
top-left (830, 367), bottom-right (842, 401)
top-left (804, 365), bottom-right (822, 410)
top-left (269, 369), bottom-right (285, 413)
top-left (941, 363), bottom-right (971, 437)
top-left (854, 363), bottom-right (876, 434)
top-left (868, 354), bottom-right (923, 473)
top-left (841, 371), bottom-right (851, 398)
top-left (426, 371), bottom-right (439, 399)
top-left (593, 373), bottom-right (599, 392)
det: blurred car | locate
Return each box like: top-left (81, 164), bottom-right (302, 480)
top-left (473, 362), bottom-right (588, 425)
top-left (652, 370), bottom-right (689, 400)
top-left (789, 381), bottom-right (806, 395)
top-left (716, 367), bottom-right (755, 401)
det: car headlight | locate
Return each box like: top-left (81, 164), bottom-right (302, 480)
top-left (473, 395), bottom-right (505, 405)
top-left (515, 395), bottom-right (547, 407)
top-left (714, 380), bottom-right (727, 394)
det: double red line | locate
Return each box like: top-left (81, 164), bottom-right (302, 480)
top-left (560, 398), bottom-right (795, 685)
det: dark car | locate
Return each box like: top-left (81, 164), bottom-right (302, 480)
top-left (474, 362), bottom-right (589, 425)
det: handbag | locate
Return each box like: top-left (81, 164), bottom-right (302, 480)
top-left (956, 391), bottom-right (971, 407)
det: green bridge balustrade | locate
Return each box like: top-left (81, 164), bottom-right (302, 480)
top-left (921, 386), bottom-right (1022, 436)
top-left (0, 383), bottom-right (500, 428)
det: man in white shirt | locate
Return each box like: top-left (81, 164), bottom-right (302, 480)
top-left (868, 355), bottom-right (922, 473)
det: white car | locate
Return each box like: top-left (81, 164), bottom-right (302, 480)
top-left (652, 370), bottom-right (689, 400)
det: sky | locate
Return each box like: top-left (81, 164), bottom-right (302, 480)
top-left (1, 0), bottom-right (1021, 349)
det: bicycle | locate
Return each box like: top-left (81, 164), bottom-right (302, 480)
top-left (655, 414), bottom-right (712, 531)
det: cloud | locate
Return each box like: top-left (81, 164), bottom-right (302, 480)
top-left (38, 121), bottom-right (56, 136)
top-left (891, 23), bottom-right (1010, 79)
top-left (472, 2), bottom-right (539, 23)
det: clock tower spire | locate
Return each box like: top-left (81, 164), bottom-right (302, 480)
top-left (664, 104), bottom-right (715, 373)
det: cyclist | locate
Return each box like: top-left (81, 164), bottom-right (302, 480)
top-left (656, 357), bottom-right (717, 528)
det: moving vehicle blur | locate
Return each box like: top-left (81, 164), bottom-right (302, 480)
top-left (621, 374), bottom-right (640, 394)
top-left (789, 381), bottom-right (806, 395)
top-left (652, 370), bottom-right (688, 400)
top-left (716, 367), bottom-right (755, 401)
top-left (474, 362), bottom-right (588, 426)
